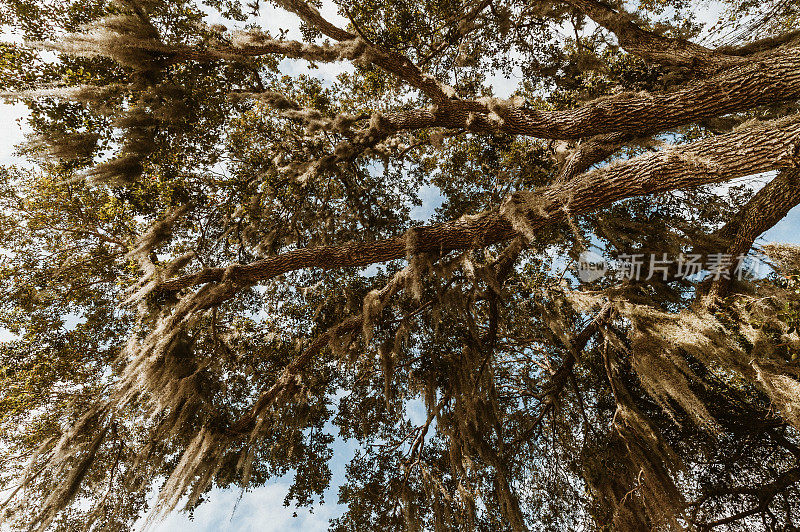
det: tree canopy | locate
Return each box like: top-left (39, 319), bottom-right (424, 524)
top-left (1, 0), bottom-right (800, 529)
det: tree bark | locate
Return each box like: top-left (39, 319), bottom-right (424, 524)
top-left (161, 33), bottom-right (800, 141)
top-left (398, 48), bottom-right (800, 139)
top-left (706, 169), bottom-right (800, 299)
top-left (561, 0), bottom-right (741, 73)
top-left (158, 113), bottom-right (800, 295)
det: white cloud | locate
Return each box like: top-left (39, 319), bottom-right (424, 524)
top-left (0, 103), bottom-right (31, 167)
top-left (144, 433), bottom-right (359, 532)
top-left (0, 24), bottom-right (24, 44)
top-left (148, 482), bottom-right (338, 532)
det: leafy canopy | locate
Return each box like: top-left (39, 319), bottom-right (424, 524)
top-left (1, 0), bottom-right (800, 530)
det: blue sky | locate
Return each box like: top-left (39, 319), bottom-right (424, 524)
top-left (764, 209), bottom-right (800, 243)
top-left (145, 440), bottom-right (358, 531)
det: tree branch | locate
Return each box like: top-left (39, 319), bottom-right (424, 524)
top-left (555, 132), bottom-right (634, 183)
top-left (561, 0), bottom-right (741, 72)
top-left (158, 113), bottom-right (800, 295)
top-left (512, 304), bottom-right (612, 445)
top-left (705, 168), bottom-right (800, 300)
top-left (157, 39), bottom-right (800, 144)
top-left (430, 47), bottom-right (800, 138)
top-left (270, 0), bottom-right (456, 101)
top-left (695, 466), bottom-right (800, 529)
top-left (351, 45), bottom-right (800, 140)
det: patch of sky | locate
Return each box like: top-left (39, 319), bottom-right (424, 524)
top-left (0, 102), bottom-right (33, 168)
top-left (62, 311), bottom-right (87, 331)
top-left (404, 397), bottom-right (429, 427)
top-left (409, 184), bottom-right (445, 222)
top-left (484, 64), bottom-right (523, 100)
top-left (144, 480), bottom-right (343, 532)
top-left (358, 263), bottom-right (380, 278)
top-left (0, 327), bottom-right (18, 342)
top-left (145, 390), bottom-right (362, 532)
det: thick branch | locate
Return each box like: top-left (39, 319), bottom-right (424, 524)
top-left (706, 169), bottom-right (800, 300)
top-left (271, 0), bottom-right (455, 101)
top-left (275, 0), bottom-right (353, 42)
top-left (335, 45), bottom-right (800, 141)
top-left (215, 44), bottom-right (800, 188)
top-left (159, 113), bottom-right (800, 295)
top-left (166, 40), bottom-right (800, 142)
top-left (425, 47), bottom-right (800, 139)
top-left (555, 132), bottom-right (633, 183)
top-left (718, 29), bottom-right (800, 57)
top-left (561, 0), bottom-right (741, 72)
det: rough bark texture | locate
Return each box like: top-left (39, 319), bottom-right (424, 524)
top-left (555, 132), bottom-right (634, 183)
top-left (707, 169), bottom-right (800, 298)
top-left (410, 48), bottom-right (800, 139)
top-left (159, 113), bottom-right (800, 295)
top-left (561, 0), bottom-right (742, 73)
top-left (160, 38), bottom-right (800, 141)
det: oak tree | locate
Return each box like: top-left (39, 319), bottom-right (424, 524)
top-left (1, 0), bottom-right (800, 529)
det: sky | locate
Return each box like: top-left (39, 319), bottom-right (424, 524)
top-left (1, 1), bottom-right (799, 530)
top-left (144, 437), bottom-right (358, 531)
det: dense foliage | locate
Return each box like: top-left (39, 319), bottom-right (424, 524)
top-left (1, 0), bottom-right (800, 530)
